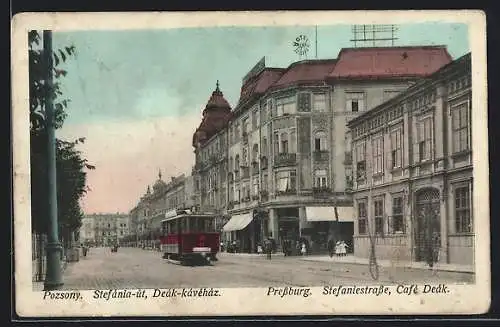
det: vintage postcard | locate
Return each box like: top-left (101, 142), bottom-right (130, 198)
top-left (12, 11), bottom-right (489, 317)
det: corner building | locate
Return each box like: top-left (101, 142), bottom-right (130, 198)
top-left (346, 53), bottom-right (473, 266)
top-left (192, 45), bottom-right (456, 254)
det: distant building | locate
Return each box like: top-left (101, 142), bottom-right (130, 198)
top-left (80, 213), bottom-right (130, 246)
top-left (129, 171), bottom-right (195, 245)
top-left (346, 53), bottom-right (472, 265)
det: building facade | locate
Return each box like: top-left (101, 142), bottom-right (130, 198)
top-left (346, 53), bottom-right (473, 266)
top-left (80, 213), bottom-right (131, 246)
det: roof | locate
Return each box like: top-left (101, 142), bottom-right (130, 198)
top-left (271, 59), bottom-right (337, 88)
top-left (192, 81), bottom-right (232, 147)
top-left (329, 45), bottom-right (453, 80)
top-left (238, 68), bottom-right (285, 105)
top-left (347, 52), bottom-right (471, 128)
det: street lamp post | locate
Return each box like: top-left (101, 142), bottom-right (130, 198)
top-left (43, 30), bottom-right (64, 291)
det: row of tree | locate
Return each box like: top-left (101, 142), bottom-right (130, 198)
top-left (29, 30), bottom-right (95, 243)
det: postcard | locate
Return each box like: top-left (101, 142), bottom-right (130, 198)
top-left (12, 10), bottom-right (489, 317)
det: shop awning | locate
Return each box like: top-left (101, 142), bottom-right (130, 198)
top-left (305, 206), bottom-right (354, 222)
top-left (222, 213), bottom-right (253, 232)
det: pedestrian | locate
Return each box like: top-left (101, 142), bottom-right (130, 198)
top-left (301, 242), bottom-right (307, 256)
top-left (327, 239), bottom-right (335, 258)
top-left (264, 238), bottom-right (272, 260)
top-left (337, 240), bottom-right (348, 257)
top-left (257, 244), bottom-right (263, 255)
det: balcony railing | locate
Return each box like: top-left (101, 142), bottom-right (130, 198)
top-left (312, 187), bottom-right (331, 194)
top-left (276, 188), bottom-right (297, 196)
top-left (273, 153), bottom-right (297, 168)
top-left (313, 151), bottom-right (329, 161)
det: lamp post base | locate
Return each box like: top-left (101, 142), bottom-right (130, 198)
top-left (43, 242), bottom-right (64, 291)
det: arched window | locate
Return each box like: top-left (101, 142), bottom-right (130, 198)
top-left (314, 131), bottom-right (328, 151)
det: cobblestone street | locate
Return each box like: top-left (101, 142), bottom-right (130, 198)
top-left (40, 247), bottom-right (474, 290)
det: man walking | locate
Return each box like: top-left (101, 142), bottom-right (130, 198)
top-left (264, 237), bottom-right (272, 260)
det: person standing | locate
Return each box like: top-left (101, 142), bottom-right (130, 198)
top-left (264, 238), bottom-right (272, 260)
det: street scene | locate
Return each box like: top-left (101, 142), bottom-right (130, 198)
top-left (35, 247), bottom-right (473, 291)
top-left (27, 20), bottom-right (478, 292)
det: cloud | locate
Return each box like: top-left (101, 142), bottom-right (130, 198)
top-left (57, 114), bottom-right (200, 214)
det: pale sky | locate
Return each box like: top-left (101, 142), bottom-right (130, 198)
top-left (53, 23), bottom-right (469, 214)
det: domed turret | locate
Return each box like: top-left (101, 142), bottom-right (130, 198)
top-left (152, 169), bottom-right (167, 193)
top-left (192, 81), bottom-right (232, 148)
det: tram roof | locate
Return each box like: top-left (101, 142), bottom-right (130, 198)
top-left (160, 213), bottom-right (217, 223)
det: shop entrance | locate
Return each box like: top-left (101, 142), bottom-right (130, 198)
top-left (414, 188), bottom-right (441, 264)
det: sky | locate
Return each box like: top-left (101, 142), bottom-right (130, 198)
top-left (52, 23), bottom-right (470, 214)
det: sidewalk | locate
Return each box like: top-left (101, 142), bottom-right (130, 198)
top-left (219, 251), bottom-right (284, 257)
top-left (300, 254), bottom-right (474, 273)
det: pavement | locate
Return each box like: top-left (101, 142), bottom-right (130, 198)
top-left (32, 247), bottom-right (474, 290)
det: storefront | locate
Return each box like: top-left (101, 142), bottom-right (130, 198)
top-left (222, 212), bottom-right (255, 253)
top-left (305, 206), bottom-right (355, 254)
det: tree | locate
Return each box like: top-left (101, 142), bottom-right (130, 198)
top-left (29, 30), bottom-right (95, 239)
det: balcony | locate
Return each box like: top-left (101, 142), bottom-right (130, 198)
top-left (313, 151), bottom-right (329, 161)
top-left (273, 153), bottom-right (297, 168)
top-left (312, 187), bottom-right (331, 198)
top-left (276, 188), bottom-right (297, 196)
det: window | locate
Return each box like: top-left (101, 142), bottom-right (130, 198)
top-left (280, 132), bottom-right (289, 153)
top-left (313, 93), bottom-right (327, 112)
top-left (372, 137), bottom-right (384, 174)
top-left (275, 170), bottom-right (296, 193)
top-left (346, 92), bottom-right (365, 112)
top-left (418, 117), bottom-right (432, 161)
top-left (252, 177), bottom-right (259, 196)
top-left (356, 143), bottom-right (366, 181)
top-left (357, 201), bottom-right (367, 235)
top-left (314, 131), bottom-right (328, 151)
top-left (261, 173), bottom-right (268, 191)
top-left (262, 137), bottom-right (268, 156)
top-left (455, 185), bottom-right (472, 233)
top-left (273, 132), bottom-right (279, 155)
top-left (390, 196), bottom-right (404, 234)
top-left (276, 96), bottom-right (296, 116)
top-left (234, 155), bottom-right (240, 172)
top-left (252, 109), bottom-right (258, 130)
top-left (452, 102), bottom-right (470, 153)
top-left (289, 129), bottom-right (297, 153)
top-left (242, 148), bottom-right (248, 166)
top-left (314, 170), bottom-right (328, 188)
top-left (390, 129), bottom-right (402, 168)
top-left (374, 198), bottom-right (384, 235)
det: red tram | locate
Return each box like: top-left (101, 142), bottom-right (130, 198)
top-left (160, 209), bottom-right (220, 266)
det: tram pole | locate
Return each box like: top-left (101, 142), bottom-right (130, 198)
top-left (43, 30), bottom-right (64, 291)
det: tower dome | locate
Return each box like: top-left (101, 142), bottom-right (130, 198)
top-left (192, 81), bottom-right (233, 148)
top-left (152, 169), bottom-right (167, 193)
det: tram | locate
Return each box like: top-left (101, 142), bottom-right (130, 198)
top-left (160, 209), bottom-right (220, 266)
